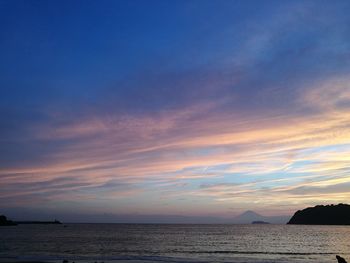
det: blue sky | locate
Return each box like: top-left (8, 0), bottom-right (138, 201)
top-left (1, 0), bottom-right (350, 221)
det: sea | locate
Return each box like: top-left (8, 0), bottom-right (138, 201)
top-left (1, 224), bottom-right (349, 263)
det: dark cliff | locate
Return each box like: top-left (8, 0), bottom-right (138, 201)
top-left (288, 204), bottom-right (350, 225)
top-left (0, 215), bottom-right (17, 226)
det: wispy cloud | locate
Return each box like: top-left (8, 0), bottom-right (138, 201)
top-left (1, 0), bottom-right (350, 217)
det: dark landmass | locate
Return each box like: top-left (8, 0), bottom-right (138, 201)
top-left (1, 214), bottom-right (62, 226)
top-left (15, 219), bottom-right (62, 225)
top-left (288, 204), bottom-right (350, 225)
top-left (252, 220), bottom-right (270, 224)
top-left (0, 215), bottom-right (17, 226)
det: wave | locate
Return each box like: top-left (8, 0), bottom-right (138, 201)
top-left (182, 251), bottom-right (343, 255)
top-left (0, 255), bottom-right (209, 263)
top-left (2, 251), bottom-right (350, 263)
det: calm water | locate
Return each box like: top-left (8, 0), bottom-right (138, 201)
top-left (1, 224), bottom-right (350, 263)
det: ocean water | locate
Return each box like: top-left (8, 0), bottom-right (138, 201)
top-left (0, 224), bottom-right (350, 263)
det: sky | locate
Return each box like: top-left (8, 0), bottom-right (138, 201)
top-left (1, 0), bottom-right (350, 222)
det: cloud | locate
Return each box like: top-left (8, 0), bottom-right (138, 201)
top-left (2, 75), bottom-right (350, 214)
top-left (1, 1), bottom-right (350, 217)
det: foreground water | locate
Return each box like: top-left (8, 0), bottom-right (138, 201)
top-left (1, 224), bottom-right (350, 263)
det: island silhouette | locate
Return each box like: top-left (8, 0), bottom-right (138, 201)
top-left (0, 215), bottom-right (17, 226)
top-left (0, 214), bottom-right (62, 226)
top-left (288, 204), bottom-right (350, 225)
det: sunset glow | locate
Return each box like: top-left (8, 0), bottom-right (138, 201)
top-left (1, 0), bottom-right (350, 221)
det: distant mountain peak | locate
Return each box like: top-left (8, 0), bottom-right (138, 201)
top-left (241, 210), bottom-right (261, 217)
top-left (233, 210), bottom-right (265, 223)
top-left (232, 210), bottom-right (290, 224)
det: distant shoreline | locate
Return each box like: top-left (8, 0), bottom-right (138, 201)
top-left (14, 220), bottom-right (62, 225)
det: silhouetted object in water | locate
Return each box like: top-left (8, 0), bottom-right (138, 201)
top-left (0, 215), bottom-right (17, 226)
top-left (336, 255), bottom-right (348, 263)
top-left (288, 204), bottom-right (350, 225)
top-left (15, 219), bottom-right (62, 224)
top-left (62, 260), bottom-right (68, 263)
